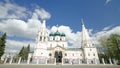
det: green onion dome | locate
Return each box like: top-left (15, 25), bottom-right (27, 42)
top-left (49, 33), bottom-right (54, 36)
top-left (54, 30), bottom-right (61, 36)
top-left (61, 33), bottom-right (66, 36)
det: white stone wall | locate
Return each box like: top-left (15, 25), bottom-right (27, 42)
top-left (47, 41), bottom-right (68, 48)
top-left (64, 50), bottom-right (83, 59)
top-left (83, 47), bottom-right (99, 64)
top-left (84, 47), bottom-right (99, 59)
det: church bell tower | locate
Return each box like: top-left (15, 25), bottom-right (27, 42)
top-left (33, 20), bottom-right (48, 62)
top-left (81, 19), bottom-right (99, 64)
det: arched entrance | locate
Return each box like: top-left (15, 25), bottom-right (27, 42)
top-left (54, 51), bottom-right (62, 63)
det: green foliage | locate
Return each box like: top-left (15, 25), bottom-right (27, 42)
top-left (99, 34), bottom-right (120, 64)
top-left (0, 33), bottom-right (6, 60)
top-left (18, 44), bottom-right (30, 60)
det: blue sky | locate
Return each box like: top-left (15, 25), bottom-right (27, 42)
top-left (12, 0), bottom-right (120, 32)
top-left (0, 0), bottom-right (120, 53)
top-left (1, 0), bottom-right (119, 31)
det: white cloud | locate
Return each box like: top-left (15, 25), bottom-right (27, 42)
top-left (0, 1), bottom-right (51, 19)
top-left (0, 1), bottom-right (51, 39)
top-left (105, 0), bottom-right (112, 4)
top-left (0, 1), bottom-right (51, 54)
top-left (5, 39), bottom-right (35, 54)
top-left (0, 19), bottom-right (41, 39)
top-left (0, 1), bottom-right (28, 19)
top-left (0, 0), bottom-right (120, 55)
top-left (50, 25), bottom-right (82, 48)
top-left (33, 8), bottom-right (51, 20)
top-left (91, 26), bottom-right (120, 47)
top-left (102, 26), bottom-right (111, 31)
top-left (94, 26), bottom-right (120, 38)
top-left (4, 25), bottom-right (120, 54)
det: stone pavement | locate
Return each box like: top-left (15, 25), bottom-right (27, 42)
top-left (0, 64), bottom-right (119, 68)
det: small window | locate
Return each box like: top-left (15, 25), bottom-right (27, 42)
top-left (53, 38), bottom-right (55, 40)
top-left (44, 37), bottom-right (46, 41)
top-left (40, 36), bottom-right (42, 41)
top-left (63, 44), bottom-right (64, 47)
top-left (60, 38), bottom-right (62, 41)
top-left (80, 54), bottom-right (82, 56)
top-left (88, 53), bottom-right (90, 56)
top-left (65, 53), bottom-right (67, 56)
top-left (50, 44), bottom-right (52, 48)
top-left (72, 54), bottom-right (74, 56)
top-left (90, 49), bottom-right (92, 51)
top-left (93, 53), bottom-right (95, 56)
top-left (41, 32), bottom-right (42, 35)
top-left (49, 53), bottom-right (52, 56)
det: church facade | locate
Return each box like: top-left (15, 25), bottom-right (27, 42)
top-left (30, 20), bottom-right (100, 64)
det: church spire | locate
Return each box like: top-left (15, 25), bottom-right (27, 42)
top-left (37, 19), bottom-right (48, 43)
top-left (81, 18), bottom-right (84, 25)
top-left (81, 19), bottom-right (93, 48)
top-left (41, 19), bottom-right (46, 28)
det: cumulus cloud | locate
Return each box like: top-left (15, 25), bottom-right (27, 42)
top-left (91, 26), bottom-right (120, 48)
top-left (0, 1), bottom-right (51, 53)
top-left (94, 26), bottom-right (120, 38)
top-left (50, 25), bottom-right (82, 48)
top-left (0, 0), bottom-right (120, 55)
top-left (32, 8), bottom-right (51, 20)
top-left (0, 1), bottom-right (51, 39)
top-left (4, 24), bottom-right (120, 54)
top-left (0, 1), bottom-right (51, 20)
top-left (5, 39), bottom-right (35, 54)
top-left (102, 26), bottom-right (112, 31)
top-left (0, 1), bottom-right (29, 19)
top-left (0, 19), bottom-right (41, 39)
top-left (105, 0), bottom-right (112, 4)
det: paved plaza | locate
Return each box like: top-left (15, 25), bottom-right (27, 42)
top-left (0, 64), bottom-right (119, 68)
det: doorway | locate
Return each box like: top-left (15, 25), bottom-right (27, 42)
top-left (54, 51), bottom-right (62, 63)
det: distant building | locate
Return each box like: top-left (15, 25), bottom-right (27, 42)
top-left (29, 20), bottom-right (100, 64)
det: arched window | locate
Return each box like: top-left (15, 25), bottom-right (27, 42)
top-left (54, 51), bottom-right (59, 58)
top-left (65, 53), bottom-right (67, 56)
top-left (50, 44), bottom-right (52, 48)
top-left (49, 53), bottom-right (52, 56)
top-left (40, 36), bottom-right (42, 41)
top-left (59, 51), bottom-right (63, 58)
top-left (44, 37), bottom-right (46, 41)
top-left (72, 53), bottom-right (74, 56)
top-left (80, 54), bottom-right (82, 56)
top-left (88, 53), bottom-right (90, 56)
top-left (63, 44), bottom-right (64, 47)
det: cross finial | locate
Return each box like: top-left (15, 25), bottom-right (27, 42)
top-left (81, 18), bottom-right (84, 25)
top-left (56, 24), bottom-right (59, 31)
top-left (56, 24), bottom-right (58, 27)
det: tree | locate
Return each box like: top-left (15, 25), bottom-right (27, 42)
top-left (99, 34), bottom-right (120, 64)
top-left (18, 46), bottom-right (25, 57)
top-left (18, 44), bottom-right (30, 60)
top-left (0, 33), bottom-right (6, 60)
top-left (107, 34), bottom-right (120, 62)
top-left (26, 44), bottom-right (30, 59)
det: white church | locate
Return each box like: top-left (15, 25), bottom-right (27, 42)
top-left (29, 20), bottom-right (100, 64)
